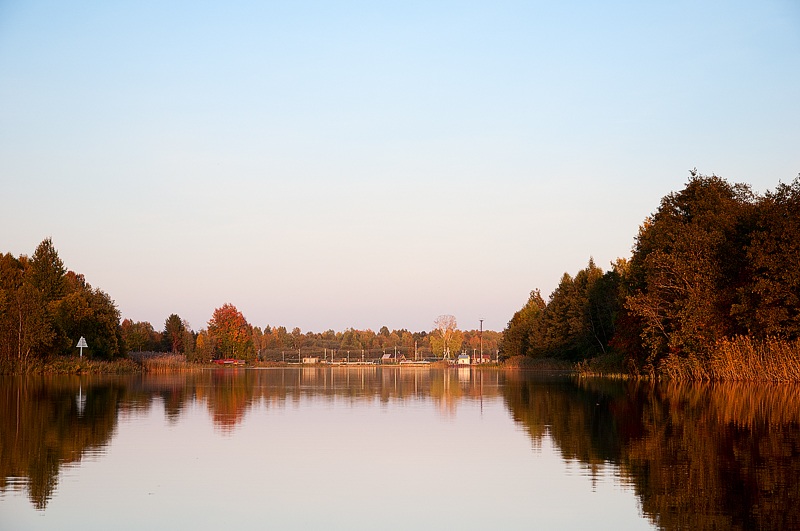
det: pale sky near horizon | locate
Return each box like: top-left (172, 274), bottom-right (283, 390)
top-left (2, 0), bottom-right (799, 334)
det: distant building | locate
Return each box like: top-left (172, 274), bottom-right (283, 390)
top-left (457, 354), bottom-right (471, 365)
top-left (474, 353), bottom-right (491, 364)
top-left (302, 357), bottom-right (319, 364)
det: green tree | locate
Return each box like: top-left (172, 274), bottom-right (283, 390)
top-left (502, 289), bottom-right (546, 357)
top-left (53, 272), bottom-right (125, 359)
top-left (28, 238), bottom-right (66, 304)
top-left (504, 259), bottom-right (622, 361)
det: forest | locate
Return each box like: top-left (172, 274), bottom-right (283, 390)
top-left (503, 172), bottom-right (800, 379)
top-left (0, 239), bottom-right (500, 370)
top-left (3, 172), bottom-right (799, 379)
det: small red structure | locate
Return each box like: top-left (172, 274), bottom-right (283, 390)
top-left (212, 359), bottom-right (245, 366)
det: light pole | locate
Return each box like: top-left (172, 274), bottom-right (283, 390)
top-left (479, 319), bottom-right (484, 362)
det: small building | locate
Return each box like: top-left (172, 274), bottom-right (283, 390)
top-left (381, 353), bottom-right (394, 364)
top-left (457, 354), bottom-right (471, 366)
top-left (474, 353), bottom-right (492, 364)
top-left (302, 357), bottom-right (319, 364)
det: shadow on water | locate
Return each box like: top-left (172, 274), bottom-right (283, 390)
top-left (2, 368), bottom-right (800, 530)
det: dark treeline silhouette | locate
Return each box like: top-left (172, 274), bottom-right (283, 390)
top-left (503, 172), bottom-right (800, 378)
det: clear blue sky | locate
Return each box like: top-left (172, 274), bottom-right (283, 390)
top-left (2, 0), bottom-right (799, 333)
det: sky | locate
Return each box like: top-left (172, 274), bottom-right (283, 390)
top-left (1, 0), bottom-right (799, 334)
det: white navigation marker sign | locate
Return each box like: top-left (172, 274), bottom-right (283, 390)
top-left (76, 336), bottom-right (88, 358)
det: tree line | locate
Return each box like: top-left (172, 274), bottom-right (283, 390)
top-left (1, 239), bottom-right (500, 367)
top-left (503, 172), bottom-right (800, 376)
top-left (126, 308), bottom-right (501, 363)
top-left (0, 239), bottom-right (125, 365)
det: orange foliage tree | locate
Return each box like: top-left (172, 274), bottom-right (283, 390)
top-left (207, 304), bottom-right (254, 360)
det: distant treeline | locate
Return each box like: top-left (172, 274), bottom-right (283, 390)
top-left (0, 240), bottom-right (500, 369)
top-left (123, 310), bottom-right (501, 363)
top-left (503, 172), bottom-right (800, 378)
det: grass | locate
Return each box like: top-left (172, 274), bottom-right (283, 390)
top-left (129, 351), bottom-right (197, 373)
top-left (574, 352), bottom-right (629, 378)
top-left (503, 355), bottom-right (574, 371)
top-left (1, 351), bottom-right (203, 374)
top-left (658, 336), bottom-right (800, 382)
top-left (0, 356), bottom-right (143, 374)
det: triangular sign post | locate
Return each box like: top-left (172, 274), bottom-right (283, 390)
top-left (76, 336), bottom-right (88, 358)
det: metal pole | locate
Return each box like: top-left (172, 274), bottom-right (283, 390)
top-left (479, 319), bottom-right (483, 361)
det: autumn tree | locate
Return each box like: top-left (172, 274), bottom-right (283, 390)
top-left (193, 330), bottom-right (214, 362)
top-left (121, 319), bottom-right (159, 352)
top-left (732, 177), bottom-right (800, 339)
top-left (0, 253), bottom-right (55, 363)
top-left (291, 327), bottom-right (305, 350)
top-left (431, 315), bottom-right (458, 359)
top-left (0, 239), bottom-right (125, 363)
top-left (163, 314), bottom-right (185, 353)
top-left (207, 304), bottom-right (254, 360)
top-left (625, 173), bottom-right (751, 371)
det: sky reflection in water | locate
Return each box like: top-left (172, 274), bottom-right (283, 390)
top-left (3, 368), bottom-right (798, 530)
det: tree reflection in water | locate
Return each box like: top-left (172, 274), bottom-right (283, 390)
top-left (0, 376), bottom-right (123, 509)
top-left (503, 373), bottom-right (800, 531)
top-left (2, 369), bottom-right (799, 530)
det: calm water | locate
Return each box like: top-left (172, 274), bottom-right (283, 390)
top-left (1, 368), bottom-right (799, 530)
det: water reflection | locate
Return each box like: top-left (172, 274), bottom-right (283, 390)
top-left (1, 369), bottom-right (799, 531)
top-left (504, 374), bottom-right (800, 531)
top-left (0, 376), bottom-right (123, 509)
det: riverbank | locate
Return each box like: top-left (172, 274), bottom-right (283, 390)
top-left (0, 357), bottom-right (144, 375)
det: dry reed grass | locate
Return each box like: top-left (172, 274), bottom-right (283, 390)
top-left (658, 379), bottom-right (800, 427)
top-left (129, 352), bottom-right (195, 373)
top-left (0, 357), bottom-right (142, 374)
top-left (574, 352), bottom-right (628, 377)
top-left (658, 336), bottom-right (800, 381)
top-left (503, 355), bottom-right (573, 370)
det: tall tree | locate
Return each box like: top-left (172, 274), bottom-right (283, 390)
top-left (733, 177), bottom-right (800, 339)
top-left (53, 272), bottom-right (125, 359)
top-left (431, 315), bottom-right (458, 358)
top-left (163, 314), bottom-right (185, 353)
top-left (625, 172), bottom-right (751, 370)
top-left (28, 238), bottom-right (65, 305)
top-left (207, 304), bottom-right (254, 360)
top-left (503, 289), bottom-right (546, 357)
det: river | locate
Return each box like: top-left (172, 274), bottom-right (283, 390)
top-left (1, 367), bottom-right (798, 530)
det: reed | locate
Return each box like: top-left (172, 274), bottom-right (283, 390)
top-left (129, 352), bottom-right (195, 373)
top-left (504, 356), bottom-right (573, 370)
top-left (0, 357), bottom-right (142, 374)
top-left (657, 336), bottom-right (800, 381)
top-left (574, 352), bottom-right (628, 377)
